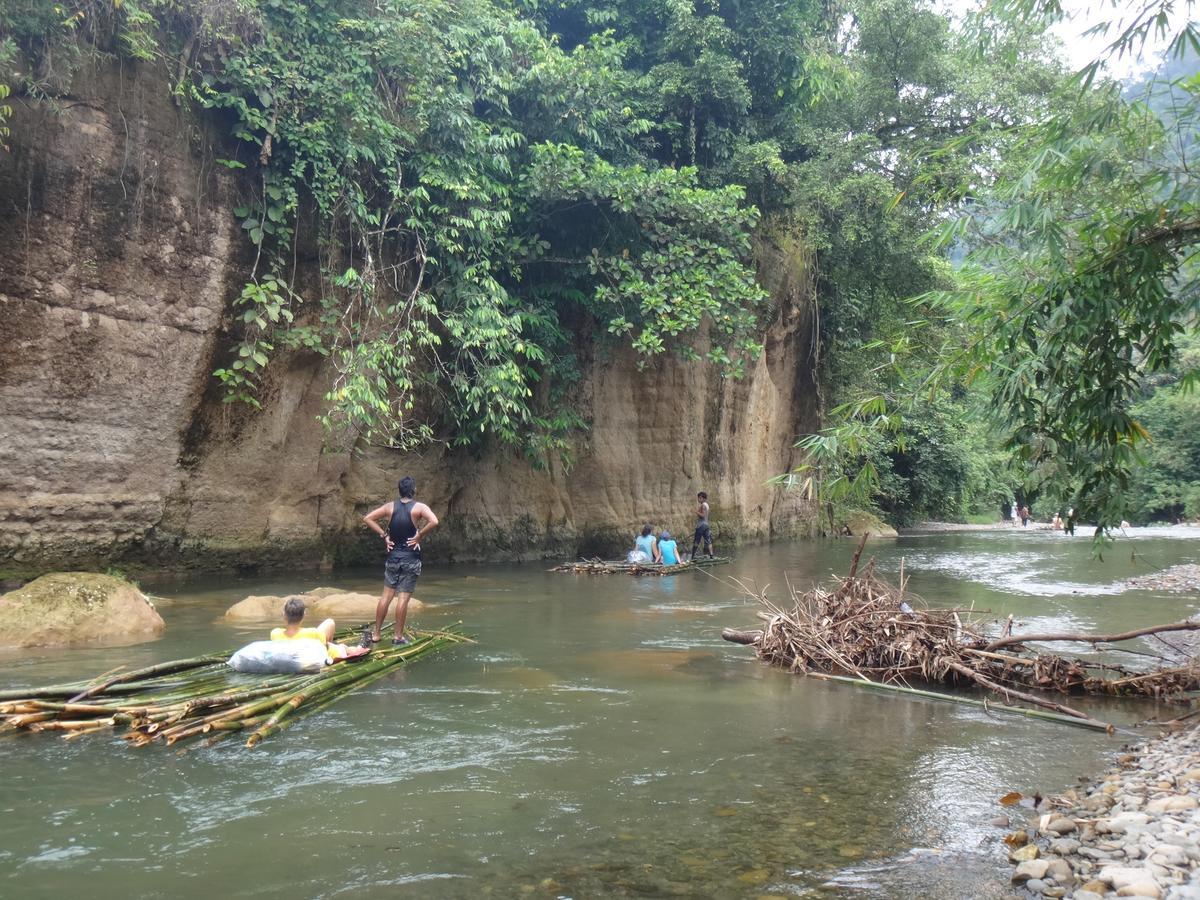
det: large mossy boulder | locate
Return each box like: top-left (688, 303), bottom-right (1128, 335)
top-left (0, 572), bottom-right (165, 648)
top-left (839, 509), bottom-right (899, 538)
top-left (223, 587), bottom-right (425, 623)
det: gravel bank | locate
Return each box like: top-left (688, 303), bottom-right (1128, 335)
top-left (1003, 725), bottom-right (1200, 898)
top-left (1127, 565), bottom-right (1200, 595)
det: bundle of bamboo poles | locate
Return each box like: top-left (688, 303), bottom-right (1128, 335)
top-left (722, 537), bottom-right (1200, 732)
top-left (0, 625), bottom-right (471, 749)
top-left (551, 556), bottom-right (729, 575)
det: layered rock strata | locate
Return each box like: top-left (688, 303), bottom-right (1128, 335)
top-left (0, 56), bottom-right (818, 575)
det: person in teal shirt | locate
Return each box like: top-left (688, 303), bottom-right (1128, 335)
top-left (633, 524), bottom-right (659, 563)
top-left (658, 530), bottom-right (682, 566)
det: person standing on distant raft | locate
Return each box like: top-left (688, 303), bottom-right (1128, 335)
top-left (691, 491), bottom-right (714, 559)
top-left (362, 475), bottom-right (440, 645)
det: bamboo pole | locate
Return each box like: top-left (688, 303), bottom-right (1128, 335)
top-left (245, 654), bottom-right (404, 748)
top-left (803, 672), bottom-right (1119, 732)
top-left (942, 659), bottom-right (1116, 731)
top-left (2, 626), bottom-right (472, 748)
top-left (67, 656), bottom-right (226, 703)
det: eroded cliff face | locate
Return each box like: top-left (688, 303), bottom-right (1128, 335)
top-left (0, 57), bottom-right (819, 575)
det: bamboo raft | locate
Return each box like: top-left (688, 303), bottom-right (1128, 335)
top-left (551, 556), bottom-right (730, 576)
top-left (722, 537), bottom-right (1200, 732)
top-left (0, 625), bottom-right (471, 748)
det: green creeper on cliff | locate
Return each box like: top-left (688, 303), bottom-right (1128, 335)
top-left (186, 0), bottom-right (770, 456)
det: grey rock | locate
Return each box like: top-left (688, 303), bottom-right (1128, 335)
top-left (1013, 859), bottom-right (1050, 883)
top-left (1047, 816), bottom-right (1079, 835)
top-left (1050, 838), bottom-right (1081, 855)
top-left (1044, 858), bottom-right (1074, 884)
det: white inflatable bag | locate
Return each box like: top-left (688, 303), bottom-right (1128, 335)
top-left (227, 639), bottom-right (328, 674)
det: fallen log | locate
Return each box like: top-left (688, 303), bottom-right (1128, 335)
top-left (985, 620), bottom-right (1200, 652)
top-left (721, 627), bottom-right (760, 645)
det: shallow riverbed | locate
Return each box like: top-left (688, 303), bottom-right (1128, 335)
top-left (2, 528), bottom-right (1199, 898)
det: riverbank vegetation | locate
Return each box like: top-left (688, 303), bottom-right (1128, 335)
top-left (801, 4), bottom-right (1200, 531)
top-left (0, 0), bottom-right (1195, 525)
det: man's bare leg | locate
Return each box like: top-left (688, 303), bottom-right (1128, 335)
top-left (373, 586), bottom-right (397, 641)
top-left (317, 618), bottom-right (337, 643)
top-left (393, 591), bottom-right (413, 640)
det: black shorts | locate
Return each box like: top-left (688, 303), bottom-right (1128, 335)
top-left (384, 555), bottom-right (422, 592)
top-left (694, 522), bottom-right (712, 546)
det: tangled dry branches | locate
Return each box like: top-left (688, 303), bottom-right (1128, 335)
top-left (724, 538), bottom-right (1200, 725)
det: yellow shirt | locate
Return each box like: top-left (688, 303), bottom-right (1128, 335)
top-left (270, 627), bottom-right (348, 662)
top-left (271, 626), bottom-right (326, 644)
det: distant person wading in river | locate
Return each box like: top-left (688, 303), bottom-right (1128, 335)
top-left (362, 476), bottom-right (439, 645)
top-left (692, 491), bottom-right (714, 559)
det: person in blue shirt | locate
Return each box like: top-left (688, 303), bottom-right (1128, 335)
top-left (633, 524), bottom-right (660, 563)
top-left (658, 530), bottom-right (682, 566)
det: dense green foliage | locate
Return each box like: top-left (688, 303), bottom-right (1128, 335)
top-left (925, 3), bottom-right (1200, 531)
top-left (1125, 335), bottom-right (1200, 523)
top-left (0, 0), bottom-right (1061, 470)
top-left (1128, 388), bottom-right (1200, 522)
top-left (4, 0), bottom-right (1197, 530)
top-left (799, 2), bottom-right (1200, 531)
top-left (1, 0), bottom-right (772, 457)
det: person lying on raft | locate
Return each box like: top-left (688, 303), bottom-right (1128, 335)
top-left (270, 597), bottom-right (370, 663)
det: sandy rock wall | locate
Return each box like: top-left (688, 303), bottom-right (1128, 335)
top-left (0, 57), bottom-right (819, 575)
top-left (0, 57), bottom-right (240, 573)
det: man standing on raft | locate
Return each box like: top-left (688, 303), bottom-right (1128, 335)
top-left (691, 490), bottom-right (714, 559)
top-left (362, 476), bottom-right (440, 645)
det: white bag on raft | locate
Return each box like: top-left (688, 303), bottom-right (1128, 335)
top-left (227, 639), bottom-right (328, 674)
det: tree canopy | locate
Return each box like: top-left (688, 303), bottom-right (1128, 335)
top-left (3, 0), bottom-right (1196, 528)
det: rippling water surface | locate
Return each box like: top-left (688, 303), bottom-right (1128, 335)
top-left (2, 528), bottom-right (1199, 898)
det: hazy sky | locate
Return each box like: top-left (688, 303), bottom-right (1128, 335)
top-left (942, 0), bottom-right (1197, 79)
top-left (1050, 0), bottom-right (1193, 77)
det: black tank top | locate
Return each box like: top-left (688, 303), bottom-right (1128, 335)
top-left (387, 499), bottom-right (420, 558)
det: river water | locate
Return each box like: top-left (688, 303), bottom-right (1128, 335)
top-left (3, 528), bottom-right (1199, 898)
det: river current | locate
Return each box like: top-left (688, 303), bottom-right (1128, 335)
top-left (2, 527), bottom-right (1199, 898)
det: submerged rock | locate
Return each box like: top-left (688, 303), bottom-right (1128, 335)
top-left (223, 587), bottom-right (425, 622)
top-left (0, 572), bottom-right (164, 648)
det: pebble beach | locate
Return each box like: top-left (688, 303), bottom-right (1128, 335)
top-left (1005, 725), bottom-right (1200, 898)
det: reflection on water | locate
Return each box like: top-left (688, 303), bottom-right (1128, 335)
top-left (2, 530), bottom-right (1199, 897)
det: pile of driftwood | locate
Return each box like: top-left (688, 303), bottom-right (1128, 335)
top-left (722, 537), bottom-right (1200, 731)
top-left (552, 556), bottom-right (729, 576)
